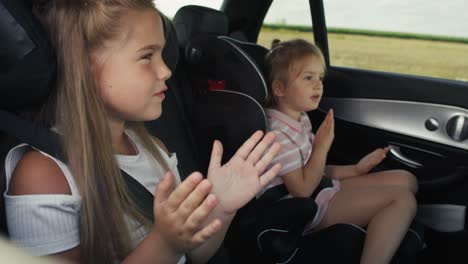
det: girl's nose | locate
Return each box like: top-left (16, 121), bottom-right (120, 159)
top-left (313, 80), bottom-right (323, 90)
top-left (155, 58), bottom-right (172, 81)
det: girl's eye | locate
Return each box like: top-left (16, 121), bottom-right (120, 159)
top-left (141, 53), bottom-right (153, 60)
top-left (305, 75), bottom-right (313, 80)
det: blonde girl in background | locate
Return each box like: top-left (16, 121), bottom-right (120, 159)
top-left (262, 38), bottom-right (418, 264)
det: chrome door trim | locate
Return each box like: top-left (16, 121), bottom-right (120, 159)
top-left (319, 97), bottom-right (468, 151)
top-left (389, 145), bottom-right (423, 168)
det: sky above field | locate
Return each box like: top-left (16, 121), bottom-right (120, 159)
top-left (156, 0), bottom-right (468, 38)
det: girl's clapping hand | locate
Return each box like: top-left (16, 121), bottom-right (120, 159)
top-left (207, 131), bottom-right (282, 214)
top-left (314, 109), bottom-right (335, 154)
top-left (152, 172), bottom-right (222, 253)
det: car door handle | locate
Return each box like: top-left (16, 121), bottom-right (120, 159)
top-left (389, 145), bottom-right (423, 168)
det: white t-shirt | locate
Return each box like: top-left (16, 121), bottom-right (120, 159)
top-left (3, 130), bottom-right (185, 263)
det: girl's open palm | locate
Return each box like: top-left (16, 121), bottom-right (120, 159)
top-left (313, 109), bottom-right (335, 153)
top-left (207, 131), bottom-right (282, 214)
top-left (356, 147), bottom-right (390, 175)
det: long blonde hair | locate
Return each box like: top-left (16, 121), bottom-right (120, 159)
top-left (34, 0), bottom-right (170, 262)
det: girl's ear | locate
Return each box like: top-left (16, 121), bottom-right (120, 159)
top-left (272, 79), bottom-right (286, 97)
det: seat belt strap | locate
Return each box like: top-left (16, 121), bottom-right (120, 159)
top-left (122, 170), bottom-right (154, 222)
top-left (0, 110), bottom-right (62, 158)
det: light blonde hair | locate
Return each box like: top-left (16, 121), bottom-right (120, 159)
top-left (34, 0), bottom-right (170, 262)
top-left (265, 39), bottom-right (325, 107)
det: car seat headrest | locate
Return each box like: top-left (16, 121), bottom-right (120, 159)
top-left (185, 35), bottom-right (267, 104)
top-left (173, 5), bottom-right (228, 49)
top-left (219, 36), bottom-right (269, 78)
top-left (0, 0), bottom-right (55, 110)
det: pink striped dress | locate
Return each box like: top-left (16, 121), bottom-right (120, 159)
top-left (261, 108), bottom-right (341, 231)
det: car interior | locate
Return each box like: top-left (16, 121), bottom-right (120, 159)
top-left (1, 0), bottom-right (467, 263)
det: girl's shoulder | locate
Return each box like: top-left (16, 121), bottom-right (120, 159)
top-left (6, 145), bottom-right (72, 196)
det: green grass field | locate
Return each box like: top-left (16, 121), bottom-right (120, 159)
top-left (258, 28), bottom-right (468, 82)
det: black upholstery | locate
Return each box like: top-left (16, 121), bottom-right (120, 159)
top-left (176, 14), bottom-right (269, 105)
top-left (220, 36), bottom-right (270, 81)
top-left (192, 90), bottom-right (267, 172)
top-left (0, 0), bottom-right (55, 110)
top-left (185, 35), bottom-right (268, 104)
top-left (172, 5), bottom-right (228, 49)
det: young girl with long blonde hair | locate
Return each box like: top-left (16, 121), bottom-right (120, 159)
top-left (262, 39), bottom-right (418, 264)
top-left (3, 1), bottom-right (281, 263)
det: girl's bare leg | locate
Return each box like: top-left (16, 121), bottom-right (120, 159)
top-left (316, 185), bottom-right (417, 264)
top-left (341, 169), bottom-right (418, 194)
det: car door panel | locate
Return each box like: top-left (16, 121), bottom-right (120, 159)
top-left (309, 67), bottom-right (468, 208)
top-left (319, 97), bottom-right (468, 151)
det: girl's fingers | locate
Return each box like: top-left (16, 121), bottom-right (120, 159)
top-left (247, 132), bottom-right (276, 164)
top-left (185, 193), bottom-right (218, 229)
top-left (324, 109), bottom-right (332, 123)
top-left (259, 163), bottom-right (282, 188)
top-left (208, 140), bottom-right (223, 171)
top-left (380, 149), bottom-right (387, 159)
top-left (320, 110), bottom-right (332, 130)
top-left (166, 172), bottom-right (203, 211)
top-left (372, 148), bottom-right (386, 161)
top-left (178, 179), bottom-right (212, 221)
top-left (325, 110), bottom-right (333, 128)
top-left (191, 218), bottom-right (223, 245)
top-left (254, 142), bottom-right (280, 173)
top-left (234, 130), bottom-right (264, 160)
top-left (154, 172), bottom-right (174, 205)
top-left (383, 147), bottom-right (390, 154)
top-left (321, 116), bottom-right (329, 128)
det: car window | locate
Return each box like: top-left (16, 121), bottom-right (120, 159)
top-left (324, 0), bottom-right (468, 82)
top-left (155, 0), bottom-right (223, 17)
top-left (258, 1), bottom-right (314, 49)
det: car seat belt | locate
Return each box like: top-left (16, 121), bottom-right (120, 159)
top-left (0, 110), bottom-right (155, 221)
top-left (122, 170), bottom-right (154, 222)
top-left (0, 110), bottom-right (62, 158)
